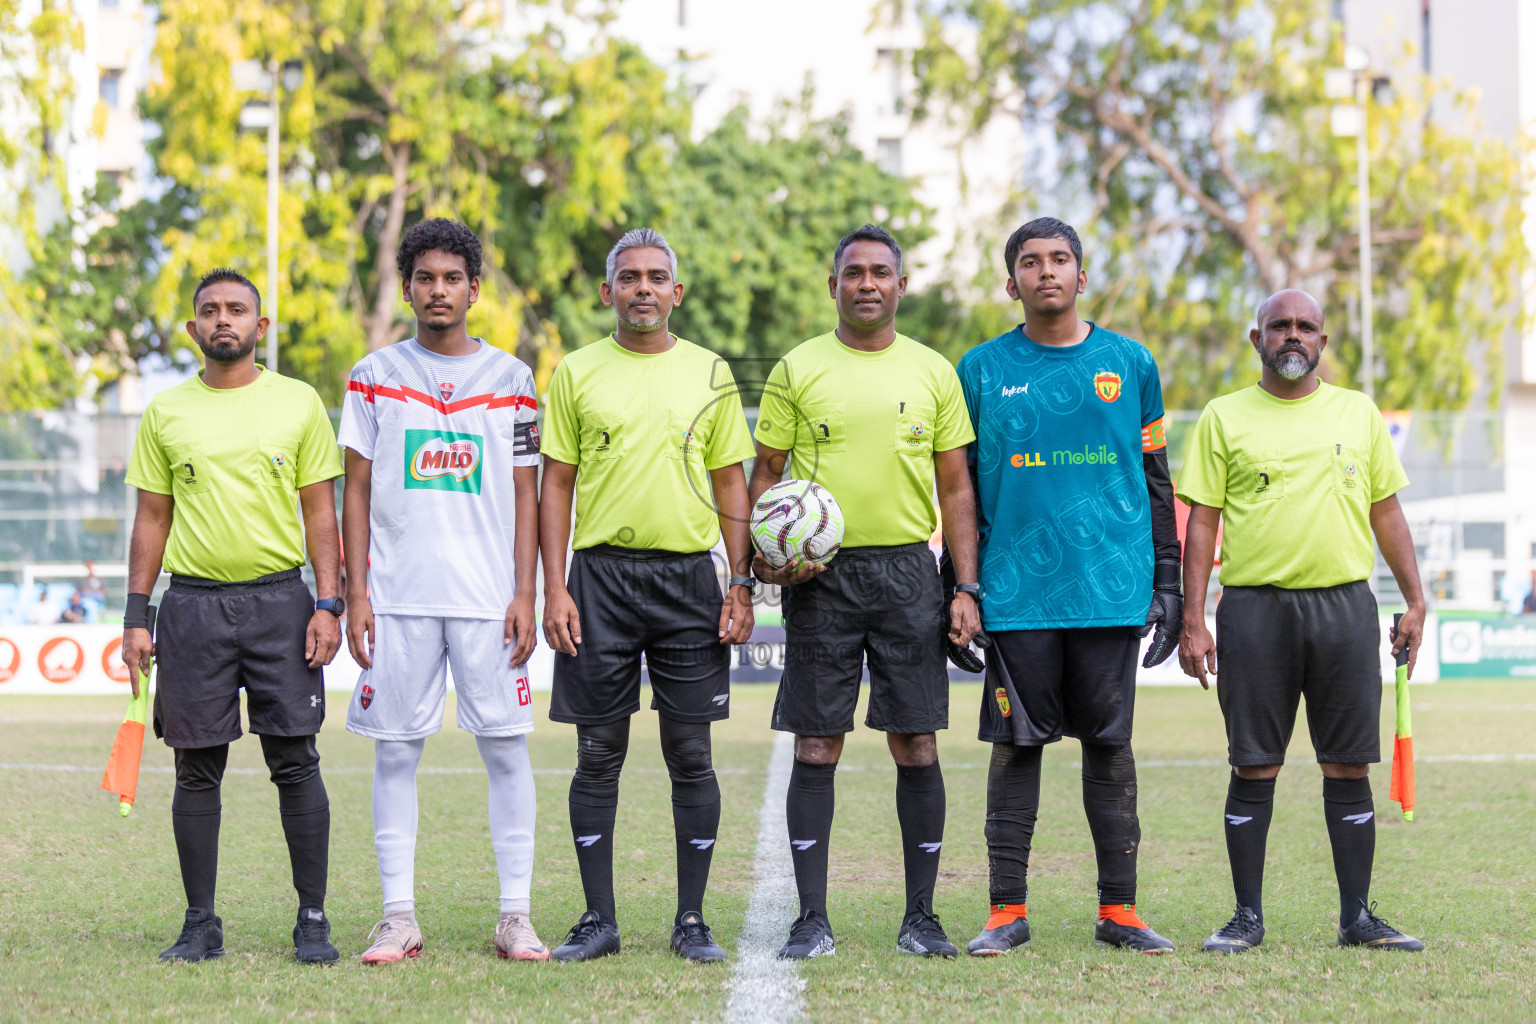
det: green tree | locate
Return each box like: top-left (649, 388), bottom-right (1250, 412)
top-left (907, 0), bottom-right (1526, 409)
top-left (657, 105), bottom-right (933, 361)
top-left (0, 0), bottom-right (83, 411)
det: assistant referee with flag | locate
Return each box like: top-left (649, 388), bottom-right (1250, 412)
top-left (123, 268), bottom-right (345, 963)
top-left (1178, 289), bottom-right (1426, 953)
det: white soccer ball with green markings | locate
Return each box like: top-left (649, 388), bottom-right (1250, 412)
top-left (750, 480), bottom-right (845, 570)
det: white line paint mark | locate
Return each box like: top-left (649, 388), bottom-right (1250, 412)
top-left (725, 731), bottom-right (803, 1024)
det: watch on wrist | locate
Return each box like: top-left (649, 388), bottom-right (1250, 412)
top-left (955, 582), bottom-right (983, 600)
top-left (316, 596), bottom-right (346, 617)
top-left (728, 576), bottom-right (758, 592)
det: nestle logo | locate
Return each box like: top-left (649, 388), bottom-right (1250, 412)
top-left (1001, 384), bottom-right (1029, 397)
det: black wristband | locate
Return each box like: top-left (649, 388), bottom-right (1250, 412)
top-left (123, 593), bottom-right (152, 630)
top-left (1152, 560), bottom-right (1181, 592)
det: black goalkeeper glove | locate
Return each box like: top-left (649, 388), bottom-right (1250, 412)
top-left (1138, 560), bottom-right (1183, 668)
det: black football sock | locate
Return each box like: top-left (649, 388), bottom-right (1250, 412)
top-left (895, 762), bottom-right (945, 914)
top-left (1323, 775), bottom-right (1376, 926)
top-left (785, 759), bottom-right (836, 918)
top-left (1082, 742), bottom-right (1140, 907)
top-left (171, 744), bottom-right (229, 913)
top-left (569, 720), bottom-right (630, 923)
top-left (660, 717), bottom-right (720, 921)
top-left (985, 743), bottom-right (1042, 905)
top-left (1224, 773), bottom-right (1276, 919)
top-left (261, 734), bottom-right (330, 911)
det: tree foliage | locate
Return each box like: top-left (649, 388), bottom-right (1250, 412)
top-left (22, 1), bottom-right (927, 407)
top-left (908, 0), bottom-right (1526, 409)
top-left (0, 0), bottom-right (83, 411)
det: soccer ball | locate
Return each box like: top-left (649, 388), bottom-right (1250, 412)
top-left (750, 480), bottom-right (845, 569)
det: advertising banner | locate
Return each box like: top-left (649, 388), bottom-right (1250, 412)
top-left (1438, 614), bottom-right (1536, 679)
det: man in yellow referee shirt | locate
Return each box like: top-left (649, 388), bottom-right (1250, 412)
top-left (540, 228), bottom-right (757, 964)
top-left (123, 269), bottom-right (345, 963)
top-left (750, 225), bottom-right (980, 960)
top-left (1179, 289), bottom-right (1426, 953)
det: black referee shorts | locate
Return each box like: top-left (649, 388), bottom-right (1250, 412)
top-left (153, 568), bottom-right (324, 749)
top-left (772, 542), bottom-right (948, 737)
top-left (978, 627), bottom-right (1140, 747)
top-left (549, 545), bottom-right (730, 726)
top-left (1215, 580), bottom-right (1382, 766)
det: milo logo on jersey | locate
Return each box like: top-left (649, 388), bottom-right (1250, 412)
top-left (405, 429), bottom-right (483, 493)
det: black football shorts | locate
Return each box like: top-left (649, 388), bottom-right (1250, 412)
top-left (153, 568), bottom-right (325, 748)
top-left (549, 545), bottom-right (731, 726)
top-left (1215, 581), bottom-right (1382, 766)
top-left (772, 542), bottom-right (948, 736)
top-left (978, 626), bottom-right (1141, 746)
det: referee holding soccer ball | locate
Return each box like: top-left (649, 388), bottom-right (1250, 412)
top-left (749, 225), bottom-right (980, 960)
top-left (123, 268), bottom-right (345, 964)
top-left (1180, 289), bottom-right (1426, 953)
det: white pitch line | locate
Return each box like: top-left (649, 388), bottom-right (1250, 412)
top-left (725, 731), bottom-right (804, 1024)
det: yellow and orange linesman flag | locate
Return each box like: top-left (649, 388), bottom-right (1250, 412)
top-left (1388, 612), bottom-right (1415, 822)
top-left (102, 604), bottom-right (154, 817)
top-left (100, 666), bottom-right (149, 816)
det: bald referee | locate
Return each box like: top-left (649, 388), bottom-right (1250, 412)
top-left (124, 268), bottom-right (345, 963)
top-left (1178, 289), bottom-right (1425, 952)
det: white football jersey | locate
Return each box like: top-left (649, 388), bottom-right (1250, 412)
top-left (339, 338), bottom-right (539, 618)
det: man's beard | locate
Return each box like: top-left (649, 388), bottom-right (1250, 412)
top-left (197, 327), bottom-right (258, 364)
top-left (618, 307), bottom-right (665, 333)
top-left (1263, 344), bottom-right (1318, 381)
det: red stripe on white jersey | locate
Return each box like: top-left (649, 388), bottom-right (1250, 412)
top-left (347, 380), bottom-right (536, 414)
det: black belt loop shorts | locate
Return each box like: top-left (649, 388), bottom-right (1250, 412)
top-left (548, 544), bottom-right (731, 726)
top-left (1215, 580), bottom-right (1383, 766)
top-left (153, 568), bottom-right (324, 748)
top-left (772, 542), bottom-right (948, 737)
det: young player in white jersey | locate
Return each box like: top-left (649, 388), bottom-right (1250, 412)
top-left (339, 219), bottom-right (547, 963)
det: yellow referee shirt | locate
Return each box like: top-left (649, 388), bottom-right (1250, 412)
top-left (754, 331), bottom-right (975, 548)
top-left (1176, 381), bottom-right (1408, 589)
top-left (126, 369), bottom-right (343, 582)
top-left (541, 336), bottom-right (757, 552)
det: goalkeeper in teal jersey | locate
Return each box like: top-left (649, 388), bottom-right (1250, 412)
top-left (956, 218), bottom-right (1182, 955)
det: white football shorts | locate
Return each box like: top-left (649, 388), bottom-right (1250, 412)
top-left (345, 614), bottom-right (535, 741)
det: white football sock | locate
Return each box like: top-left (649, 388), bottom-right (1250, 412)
top-left (372, 738), bottom-right (426, 910)
top-left (476, 734), bottom-right (536, 911)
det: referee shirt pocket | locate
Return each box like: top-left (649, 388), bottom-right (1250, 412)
top-left (801, 405), bottom-right (847, 453)
top-left (168, 443), bottom-right (212, 500)
top-left (665, 412), bottom-right (707, 464)
top-left (892, 401), bottom-right (936, 457)
top-left (1238, 458), bottom-right (1284, 503)
top-left (583, 412), bottom-right (624, 461)
top-left (1330, 445), bottom-right (1369, 501)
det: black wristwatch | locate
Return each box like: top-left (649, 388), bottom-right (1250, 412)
top-left (954, 582), bottom-right (983, 600)
top-left (316, 596), bottom-right (346, 617)
top-left (728, 576), bottom-right (758, 592)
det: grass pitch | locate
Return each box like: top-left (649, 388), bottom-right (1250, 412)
top-left (2, 681), bottom-right (1535, 1022)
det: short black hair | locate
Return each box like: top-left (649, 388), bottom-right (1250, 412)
top-left (192, 268), bottom-right (260, 312)
top-left (396, 218), bottom-right (483, 280)
top-left (1003, 217), bottom-right (1083, 276)
top-left (832, 224), bottom-right (902, 273)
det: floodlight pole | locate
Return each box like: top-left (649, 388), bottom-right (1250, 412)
top-left (266, 59), bottom-right (280, 374)
top-left (1356, 77), bottom-right (1374, 402)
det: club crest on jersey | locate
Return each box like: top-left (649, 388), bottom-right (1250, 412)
top-left (404, 429), bottom-right (484, 493)
top-left (1093, 371), bottom-right (1122, 403)
top-left (359, 684), bottom-right (373, 710)
top-left (995, 687), bottom-right (1012, 717)
top-left (438, 381), bottom-right (456, 403)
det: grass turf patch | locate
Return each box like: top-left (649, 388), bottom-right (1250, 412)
top-left (2, 681), bottom-right (1534, 1022)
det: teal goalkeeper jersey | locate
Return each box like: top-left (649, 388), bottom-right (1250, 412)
top-left (957, 324), bottom-right (1168, 630)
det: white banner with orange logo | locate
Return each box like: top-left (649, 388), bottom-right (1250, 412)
top-left (0, 625), bottom-right (136, 694)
